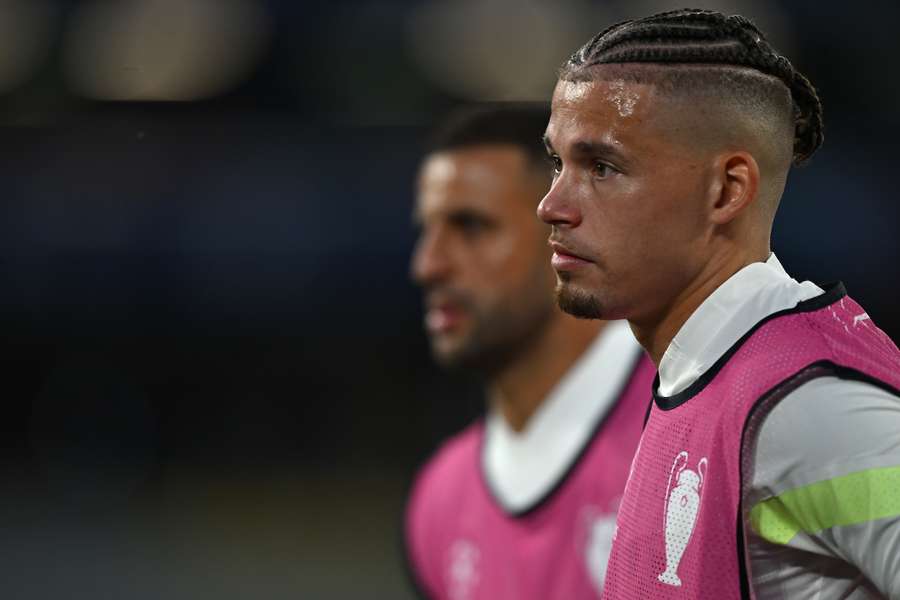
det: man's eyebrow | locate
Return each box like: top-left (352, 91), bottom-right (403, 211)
top-left (542, 134), bottom-right (554, 153)
top-left (571, 139), bottom-right (626, 159)
top-left (544, 134), bottom-right (629, 166)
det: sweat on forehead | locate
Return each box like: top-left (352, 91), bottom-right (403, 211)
top-left (552, 77), bottom-right (653, 126)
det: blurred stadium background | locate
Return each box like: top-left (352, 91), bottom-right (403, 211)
top-left (1, 0), bottom-right (897, 598)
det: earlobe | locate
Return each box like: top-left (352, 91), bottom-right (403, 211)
top-left (711, 152), bottom-right (759, 225)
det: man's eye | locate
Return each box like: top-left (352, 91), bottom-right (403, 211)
top-left (452, 214), bottom-right (489, 236)
top-left (548, 155), bottom-right (562, 176)
top-left (594, 162), bottom-right (615, 178)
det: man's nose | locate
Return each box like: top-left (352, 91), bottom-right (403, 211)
top-left (410, 228), bottom-right (452, 286)
top-left (537, 177), bottom-right (581, 228)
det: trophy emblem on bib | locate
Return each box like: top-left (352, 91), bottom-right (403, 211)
top-left (658, 451), bottom-right (708, 587)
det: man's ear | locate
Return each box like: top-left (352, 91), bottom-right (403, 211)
top-left (708, 151), bottom-right (760, 225)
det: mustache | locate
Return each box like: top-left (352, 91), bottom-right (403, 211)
top-left (422, 285), bottom-right (475, 311)
top-left (547, 233), bottom-right (592, 262)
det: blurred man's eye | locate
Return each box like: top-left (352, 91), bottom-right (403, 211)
top-left (450, 213), bottom-right (491, 237)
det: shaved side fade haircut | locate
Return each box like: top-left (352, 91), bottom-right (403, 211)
top-left (561, 8), bottom-right (824, 167)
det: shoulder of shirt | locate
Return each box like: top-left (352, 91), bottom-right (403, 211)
top-left (777, 376), bottom-right (899, 416)
top-left (764, 377), bottom-right (900, 445)
top-left (408, 420), bottom-right (483, 516)
top-left (751, 376), bottom-right (900, 493)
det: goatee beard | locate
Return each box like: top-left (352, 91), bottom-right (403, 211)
top-left (556, 283), bottom-right (603, 320)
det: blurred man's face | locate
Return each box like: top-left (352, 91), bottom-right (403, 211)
top-left (538, 78), bottom-right (712, 324)
top-left (411, 146), bottom-right (557, 370)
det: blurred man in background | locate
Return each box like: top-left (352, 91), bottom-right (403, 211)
top-left (404, 104), bottom-right (655, 600)
top-left (539, 9), bottom-right (900, 599)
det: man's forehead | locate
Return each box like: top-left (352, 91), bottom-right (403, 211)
top-left (421, 146), bottom-right (529, 182)
top-left (546, 78), bottom-right (660, 146)
top-left (414, 192), bottom-right (496, 222)
top-left (556, 80), bottom-right (596, 106)
top-left (551, 77), bottom-right (657, 116)
top-left (416, 149), bottom-right (527, 216)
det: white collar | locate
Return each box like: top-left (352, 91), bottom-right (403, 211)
top-left (482, 320), bottom-right (643, 513)
top-left (657, 253), bottom-right (824, 397)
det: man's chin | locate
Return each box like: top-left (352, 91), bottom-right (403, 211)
top-left (430, 336), bottom-right (508, 376)
top-left (430, 334), bottom-right (475, 369)
top-left (556, 283), bottom-right (604, 320)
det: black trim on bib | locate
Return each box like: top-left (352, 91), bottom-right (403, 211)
top-left (641, 393), bottom-right (654, 430)
top-left (736, 510), bottom-right (751, 600)
top-left (481, 348), bottom-right (645, 518)
top-left (652, 282), bottom-right (847, 411)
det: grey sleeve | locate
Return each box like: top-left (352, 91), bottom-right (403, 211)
top-left (747, 376), bottom-right (900, 598)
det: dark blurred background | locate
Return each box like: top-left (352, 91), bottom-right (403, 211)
top-left (1, 0), bottom-right (897, 598)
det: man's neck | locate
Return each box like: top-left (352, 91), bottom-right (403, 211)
top-left (632, 246), bottom-right (769, 367)
top-left (488, 315), bottom-right (603, 433)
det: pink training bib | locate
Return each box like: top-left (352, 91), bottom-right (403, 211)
top-left (603, 284), bottom-right (900, 599)
top-left (406, 355), bottom-right (656, 600)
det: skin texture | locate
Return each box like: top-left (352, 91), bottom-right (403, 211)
top-left (539, 75), bottom-right (782, 364)
top-left (412, 145), bottom-right (601, 430)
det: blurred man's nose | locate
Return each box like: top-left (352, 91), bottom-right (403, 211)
top-left (410, 228), bottom-right (452, 286)
top-left (537, 177), bottom-right (581, 228)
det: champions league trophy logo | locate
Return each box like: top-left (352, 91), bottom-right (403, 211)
top-left (658, 451), bottom-right (708, 587)
top-left (446, 539), bottom-right (480, 600)
top-left (581, 505), bottom-right (619, 593)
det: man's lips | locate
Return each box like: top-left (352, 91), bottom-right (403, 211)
top-left (549, 241), bottom-right (592, 271)
top-left (424, 302), bottom-right (467, 334)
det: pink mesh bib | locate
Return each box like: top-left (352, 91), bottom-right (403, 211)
top-left (603, 285), bottom-right (900, 599)
top-left (406, 356), bottom-right (656, 600)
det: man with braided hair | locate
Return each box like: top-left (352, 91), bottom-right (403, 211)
top-left (538, 8), bottom-right (900, 600)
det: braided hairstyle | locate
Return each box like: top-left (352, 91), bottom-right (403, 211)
top-left (562, 9), bottom-right (824, 165)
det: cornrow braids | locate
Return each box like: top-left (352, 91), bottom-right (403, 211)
top-left (563, 8), bottom-right (824, 165)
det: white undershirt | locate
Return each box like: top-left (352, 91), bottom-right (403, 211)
top-left (483, 320), bottom-right (643, 513)
top-left (658, 254), bottom-right (823, 396)
top-left (657, 254), bottom-right (900, 599)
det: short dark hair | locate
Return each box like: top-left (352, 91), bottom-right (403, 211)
top-left (426, 103), bottom-right (551, 169)
top-left (562, 8), bottom-right (823, 165)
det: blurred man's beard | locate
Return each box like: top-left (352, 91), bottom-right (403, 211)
top-left (431, 299), bottom-right (554, 377)
top-left (555, 281), bottom-right (603, 320)
top-left (432, 333), bottom-right (514, 376)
